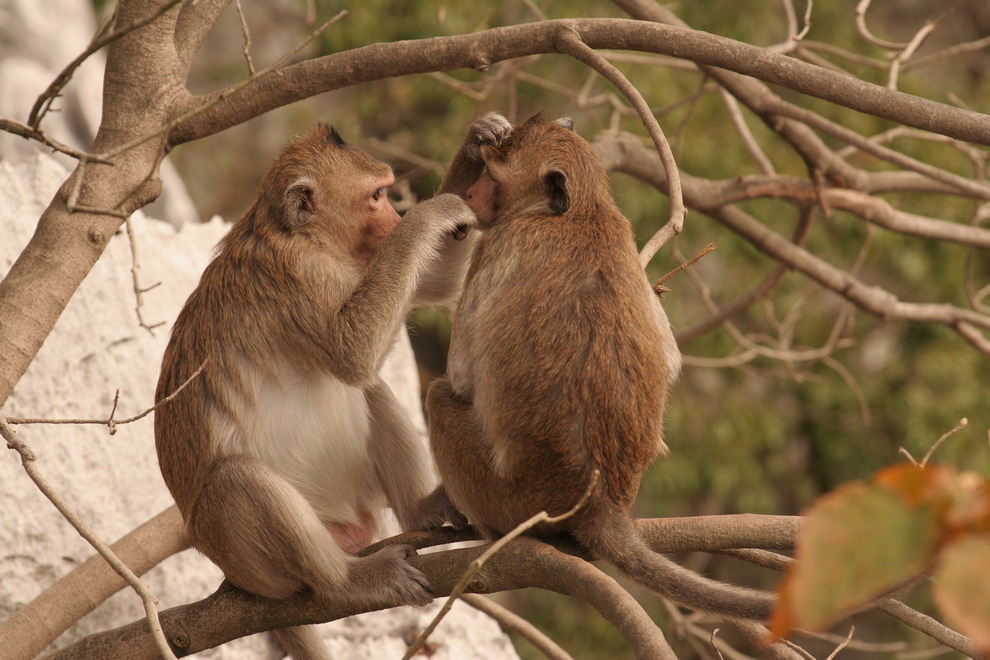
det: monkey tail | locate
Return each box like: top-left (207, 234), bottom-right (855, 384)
top-left (273, 625), bottom-right (332, 660)
top-left (573, 502), bottom-right (776, 621)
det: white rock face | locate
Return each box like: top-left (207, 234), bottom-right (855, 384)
top-left (0, 152), bottom-right (517, 659)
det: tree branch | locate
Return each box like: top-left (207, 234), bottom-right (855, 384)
top-left (168, 18), bottom-right (990, 148)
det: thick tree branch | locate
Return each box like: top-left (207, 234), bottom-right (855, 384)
top-left (26, 513), bottom-right (798, 659)
top-left (48, 538), bottom-right (681, 660)
top-left (610, 0), bottom-right (990, 199)
top-left (168, 18), bottom-right (990, 148)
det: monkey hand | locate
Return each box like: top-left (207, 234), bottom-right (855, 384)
top-left (405, 192), bottom-right (477, 242)
top-left (349, 544), bottom-right (434, 607)
top-left (409, 485), bottom-right (470, 531)
top-left (464, 112), bottom-right (513, 162)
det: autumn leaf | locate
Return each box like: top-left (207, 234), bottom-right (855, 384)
top-left (771, 478), bottom-right (940, 636)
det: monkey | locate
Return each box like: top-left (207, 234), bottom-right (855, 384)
top-left (423, 113), bottom-right (776, 621)
top-left (154, 123), bottom-right (482, 660)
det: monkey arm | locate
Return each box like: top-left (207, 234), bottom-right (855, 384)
top-left (412, 231), bottom-right (478, 306)
top-left (364, 378), bottom-right (436, 531)
top-left (327, 194), bottom-right (474, 384)
top-left (438, 112), bottom-right (512, 197)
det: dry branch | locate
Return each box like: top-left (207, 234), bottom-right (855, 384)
top-left (593, 132), bottom-right (990, 355)
top-left (168, 18), bottom-right (990, 148)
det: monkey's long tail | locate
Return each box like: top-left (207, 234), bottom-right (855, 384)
top-left (273, 625), bottom-right (333, 660)
top-left (573, 503), bottom-right (776, 621)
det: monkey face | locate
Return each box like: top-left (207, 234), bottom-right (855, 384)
top-left (352, 173), bottom-right (402, 264)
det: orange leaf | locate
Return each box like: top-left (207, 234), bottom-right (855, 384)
top-left (775, 481), bottom-right (940, 634)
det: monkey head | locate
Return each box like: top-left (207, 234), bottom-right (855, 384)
top-left (251, 123), bottom-right (401, 266)
top-left (465, 114), bottom-right (611, 227)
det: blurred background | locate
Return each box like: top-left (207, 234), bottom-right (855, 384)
top-left (89, 1), bottom-right (990, 656)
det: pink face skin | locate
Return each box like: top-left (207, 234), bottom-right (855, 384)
top-left (466, 167), bottom-right (498, 224)
top-left (354, 173), bottom-right (400, 264)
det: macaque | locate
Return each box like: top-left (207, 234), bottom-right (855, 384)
top-left (425, 114), bottom-right (776, 620)
top-left (155, 124), bottom-right (478, 659)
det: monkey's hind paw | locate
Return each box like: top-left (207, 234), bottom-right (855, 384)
top-left (353, 544), bottom-right (434, 607)
top-left (408, 485), bottom-right (469, 531)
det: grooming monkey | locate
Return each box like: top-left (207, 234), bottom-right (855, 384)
top-left (425, 114), bottom-right (776, 620)
top-left (155, 123), bottom-right (486, 659)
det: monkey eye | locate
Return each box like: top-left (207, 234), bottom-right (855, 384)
top-left (371, 186), bottom-right (388, 202)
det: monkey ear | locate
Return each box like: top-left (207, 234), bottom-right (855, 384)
top-left (543, 168), bottom-right (570, 215)
top-left (554, 117), bottom-right (575, 130)
top-left (283, 182), bottom-right (316, 228)
top-left (327, 126), bottom-right (347, 148)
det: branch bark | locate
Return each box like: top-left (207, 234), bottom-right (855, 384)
top-left (23, 514), bottom-right (797, 659)
top-left (169, 18), bottom-right (990, 148)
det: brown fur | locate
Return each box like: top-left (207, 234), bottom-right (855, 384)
top-left (425, 114), bottom-right (775, 620)
top-left (155, 124), bottom-right (475, 659)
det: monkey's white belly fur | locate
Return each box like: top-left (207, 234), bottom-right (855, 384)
top-left (211, 359), bottom-right (384, 529)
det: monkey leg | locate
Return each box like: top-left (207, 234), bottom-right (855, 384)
top-left (425, 378), bottom-right (523, 537)
top-left (364, 377), bottom-right (449, 531)
top-left (189, 455), bottom-right (432, 607)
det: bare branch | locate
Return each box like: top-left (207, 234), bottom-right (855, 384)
top-left (169, 18), bottom-right (990, 148)
top-left (7, 360), bottom-right (208, 432)
top-left (593, 132), bottom-right (990, 354)
top-left (461, 594), bottom-right (572, 660)
top-left (99, 10), bottom-right (349, 163)
top-left (0, 507), bottom-right (187, 660)
top-left (551, 27), bottom-right (685, 266)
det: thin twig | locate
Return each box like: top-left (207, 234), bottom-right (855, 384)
top-left (825, 626), bottom-right (856, 660)
top-left (794, 0), bottom-right (812, 41)
top-left (125, 216), bottom-right (165, 335)
top-left (234, 0), bottom-right (256, 75)
top-left (919, 418), bottom-right (968, 467)
top-left (887, 14), bottom-right (946, 91)
top-left (720, 88), bottom-right (775, 175)
top-left (402, 471), bottom-right (600, 660)
top-left (552, 28), bottom-right (686, 267)
top-left (654, 242), bottom-right (715, 294)
top-left (0, 418), bottom-right (176, 660)
top-left (461, 594), bottom-right (572, 660)
top-left (6, 360), bottom-right (209, 432)
top-left (0, 118), bottom-right (111, 163)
